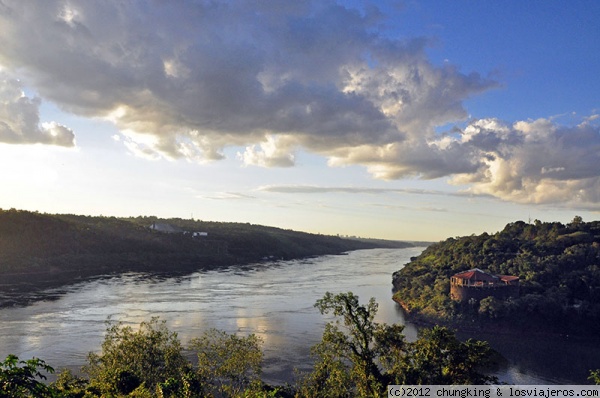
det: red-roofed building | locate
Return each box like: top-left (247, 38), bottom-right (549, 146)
top-left (450, 268), bottom-right (519, 302)
top-left (499, 275), bottom-right (520, 284)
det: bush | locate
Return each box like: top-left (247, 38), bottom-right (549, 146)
top-left (83, 317), bottom-right (191, 396)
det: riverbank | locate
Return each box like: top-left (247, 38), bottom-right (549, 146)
top-left (392, 295), bottom-right (600, 340)
top-left (0, 254), bottom-right (233, 307)
top-left (391, 219), bottom-right (600, 338)
top-left (0, 249), bottom-right (346, 308)
top-left (0, 209), bottom-right (414, 307)
top-left (392, 296), bottom-right (600, 384)
top-left (3, 247), bottom-right (594, 385)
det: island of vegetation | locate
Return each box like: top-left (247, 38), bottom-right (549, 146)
top-left (392, 217), bottom-right (600, 336)
top-left (0, 208), bottom-right (412, 306)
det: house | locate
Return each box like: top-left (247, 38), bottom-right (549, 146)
top-left (450, 268), bottom-right (519, 302)
top-left (149, 222), bottom-right (183, 233)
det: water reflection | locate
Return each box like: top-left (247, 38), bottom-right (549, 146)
top-left (0, 248), bottom-right (597, 384)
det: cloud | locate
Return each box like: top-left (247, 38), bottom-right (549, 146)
top-left (238, 135), bottom-right (295, 167)
top-left (0, 71), bottom-right (75, 146)
top-left (200, 192), bottom-right (256, 200)
top-left (370, 203), bottom-right (449, 213)
top-left (449, 117), bottom-right (600, 209)
top-left (305, 115), bottom-right (600, 209)
top-left (258, 184), bottom-right (471, 197)
top-left (0, 1), bottom-right (597, 210)
top-left (0, 0), bottom-right (491, 160)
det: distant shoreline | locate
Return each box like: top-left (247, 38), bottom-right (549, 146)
top-left (0, 209), bottom-right (417, 307)
top-left (1, 247), bottom-right (411, 308)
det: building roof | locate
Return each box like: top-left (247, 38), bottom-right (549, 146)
top-left (452, 268), bottom-right (498, 282)
top-left (499, 275), bottom-right (520, 282)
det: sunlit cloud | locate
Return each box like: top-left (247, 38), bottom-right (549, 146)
top-left (0, 1), bottom-right (490, 160)
top-left (238, 135), bottom-right (295, 168)
top-left (449, 117), bottom-right (600, 209)
top-left (0, 1), bottom-right (597, 210)
top-left (0, 71), bottom-right (75, 146)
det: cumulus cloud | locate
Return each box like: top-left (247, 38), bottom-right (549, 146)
top-left (0, 1), bottom-right (597, 209)
top-left (0, 71), bottom-right (75, 146)
top-left (238, 135), bottom-right (295, 167)
top-left (314, 115), bottom-right (600, 209)
top-left (449, 117), bottom-right (600, 208)
top-left (0, 0), bottom-right (491, 159)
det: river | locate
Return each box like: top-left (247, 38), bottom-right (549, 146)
top-left (0, 248), bottom-right (598, 385)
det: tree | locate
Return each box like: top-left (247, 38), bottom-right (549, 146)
top-left (393, 218), bottom-right (600, 335)
top-left (313, 292), bottom-right (385, 397)
top-left (478, 296), bottom-right (506, 319)
top-left (0, 354), bottom-right (55, 398)
top-left (300, 292), bottom-right (497, 397)
top-left (398, 326), bottom-right (497, 385)
top-left (570, 215), bottom-right (583, 228)
top-left (50, 369), bottom-right (89, 397)
top-left (296, 326), bottom-right (355, 398)
top-left (190, 329), bottom-right (263, 397)
top-left (590, 369), bottom-right (600, 385)
top-left (83, 317), bottom-right (194, 396)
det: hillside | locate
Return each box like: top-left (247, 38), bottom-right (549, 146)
top-left (392, 217), bottom-right (600, 336)
top-left (0, 209), bottom-right (412, 304)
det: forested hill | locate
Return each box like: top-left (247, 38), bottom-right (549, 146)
top-left (392, 218), bottom-right (600, 335)
top-left (0, 208), bottom-right (411, 284)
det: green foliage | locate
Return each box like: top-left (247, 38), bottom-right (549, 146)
top-left (83, 317), bottom-right (192, 396)
top-left (50, 369), bottom-right (89, 397)
top-left (297, 342), bottom-right (354, 398)
top-left (0, 354), bottom-right (55, 397)
top-left (590, 369), bottom-right (600, 385)
top-left (314, 292), bottom-right (383, 396)
top-left (396, 326), bottom-right (497, 385)
top-left (0, 209), bottom-right (404, 305)
top-left (78, 319), bottom-right (272, 397)
top-left (190, 329), bottom-right (263, 397)
top-left (393, 219), bottom-right (600, 334)
top-left (478, 297), bottom-right (507, 319)
top-left (298, 292), bottom-right (496, 397)
top-left (1, 295), bottom-right (500, 397)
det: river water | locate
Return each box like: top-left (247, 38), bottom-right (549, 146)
top-left (0, 248), bottom-right (598, 385)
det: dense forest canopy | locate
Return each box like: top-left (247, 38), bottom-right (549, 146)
top-left (392, 217), bottom-right (600, 335)
top-left (0, 208), bottom-right (411, 274)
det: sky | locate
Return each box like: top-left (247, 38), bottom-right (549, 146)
top-left (0, 0), bottom-right (598, 241)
